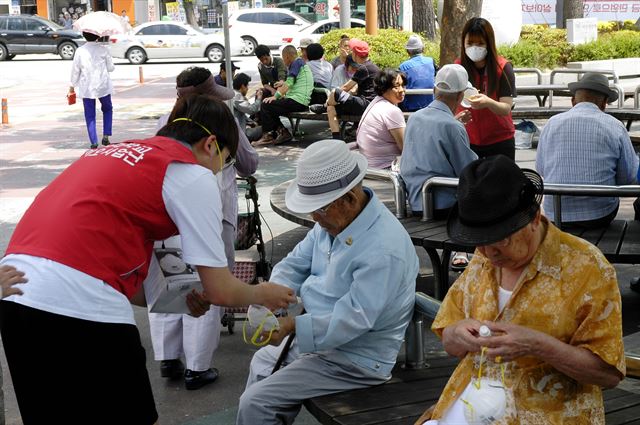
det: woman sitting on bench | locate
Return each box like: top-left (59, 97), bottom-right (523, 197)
top-left (348, 68), bottom-right (407, 170)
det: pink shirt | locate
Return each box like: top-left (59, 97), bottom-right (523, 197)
top-left (352, 96), bottom-right (405, 169)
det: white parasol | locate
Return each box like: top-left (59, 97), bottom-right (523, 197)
top-left (73, 11), bottom-right (130, 37)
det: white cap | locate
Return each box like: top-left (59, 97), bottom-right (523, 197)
top-left (434, 64), bottom-right (473, 93)
top-left (299, 37), bottom-right (313, 49)
top-left (404, 34), bottom-right (424, 50)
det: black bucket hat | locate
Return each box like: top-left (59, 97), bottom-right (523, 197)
top-left (447, 155), bottom-right (543, 246)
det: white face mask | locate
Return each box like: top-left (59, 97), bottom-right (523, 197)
top-left (466, 46), bottom-right (488, 63)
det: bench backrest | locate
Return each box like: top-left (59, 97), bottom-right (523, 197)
top-left (419, 177), bottom-right (640, 228)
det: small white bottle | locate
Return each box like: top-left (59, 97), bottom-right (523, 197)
top-left (479, 325), bottom-right (492, 337)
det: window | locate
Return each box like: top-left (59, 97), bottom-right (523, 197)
top-left (237, 12), bottom-right (258, 23)
top-left (8, 17), bottom-right (25, 31)
top-left (25, 18), bottom-right (44, 31)
top-left (137, 24), bottom-right (164, 35)
top-left (0, 17), bottom-right (7, 31)
top-left (273, 13), bottom-right (295, 25)
top-left (165, 24), bottom-right (187, 35)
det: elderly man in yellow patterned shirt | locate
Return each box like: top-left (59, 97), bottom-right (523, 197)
top-left (417, 155), bottom-right (625, 425)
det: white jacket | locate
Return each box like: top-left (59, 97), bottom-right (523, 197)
top-left (70, 42), bottom-right (114, 99)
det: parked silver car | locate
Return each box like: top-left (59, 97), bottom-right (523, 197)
top-left (108, 21), bottom-right (244, 64)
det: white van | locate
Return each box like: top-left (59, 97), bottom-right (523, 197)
top-left (228, 8), bottom-right (309, 55)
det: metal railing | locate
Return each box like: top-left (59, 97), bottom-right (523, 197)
top-left (405, 291), bottom-right (441, 369)
top-left (365, 169), bottom-right (407, 219)
top-left (404, 88), bottom-right (434, 95)
top-left (513, 67), bottom-right (543, 85)
top-left (549, 68), bottom-right (623, 108)
top-left (420, 177), bottom-right (640, 227)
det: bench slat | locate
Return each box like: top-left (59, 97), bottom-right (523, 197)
top-left (618, 220), bottom-right (640, 263)
top-left (593, 220), bottom-right (628, 261)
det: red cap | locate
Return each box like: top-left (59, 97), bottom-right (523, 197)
top-left (348, 39), bottom-right (369, 57)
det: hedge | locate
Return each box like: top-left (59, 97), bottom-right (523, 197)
top-left (319, 22), bottom-right (639, 70)
top-left (320, 28), bottom-right (439, 69)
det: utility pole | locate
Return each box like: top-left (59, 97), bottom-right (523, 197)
top-left (339, 0), bottom-right (351, 29)
top-left (365, 0), bottom-right (378, 35)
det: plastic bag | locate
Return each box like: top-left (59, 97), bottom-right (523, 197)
top-left (514, 119), bottom-right (538, 150)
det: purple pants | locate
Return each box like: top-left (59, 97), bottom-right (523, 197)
top-left (83, 94), bottom-right (113, 144)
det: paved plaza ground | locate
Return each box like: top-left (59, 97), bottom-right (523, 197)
top-left (1, 58), bottom-right (639, 424)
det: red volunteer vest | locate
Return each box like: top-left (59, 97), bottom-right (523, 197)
top-left (6, 136), bottom-right (198, 299)
top-left (455, 56), bottom-right (515, 147)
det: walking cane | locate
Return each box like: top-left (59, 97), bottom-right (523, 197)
top-left (271, 332), bottom-right (296, 374)
top-left (271, 308), bottom-right (305, 374)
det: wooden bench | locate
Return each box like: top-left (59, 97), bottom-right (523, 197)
top-left (303, 291), bottom-right (640, 425)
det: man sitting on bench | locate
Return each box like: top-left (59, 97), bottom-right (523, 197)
top-left (236, 139), bottom-right (419, 425)
top-left (310, 39), bottom-right (380, 140)
top-left (417, 156), bottom-right (625, 424)
top-left (536, 72), bottom-right (639, 229)
top-left (253, 45), bottom-right (313, 146)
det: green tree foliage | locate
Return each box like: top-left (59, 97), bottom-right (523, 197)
top-left (318, 24), bottom-right (639, 70)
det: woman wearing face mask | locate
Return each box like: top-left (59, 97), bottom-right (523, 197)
top-left (0, 94), bottom-right (295, 425)
top-left (456, 17), bottom-right (517, 160)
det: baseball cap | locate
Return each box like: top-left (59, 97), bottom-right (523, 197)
top-left (220, 61), bottom-right (240, 71)
top-left (299, 37), bottom-right (313, 49)
top-left (434, 64), bottom-right (472, 93)
top-left (348, 38), bottom-right (369, 57)
top-left (404, 34), bottom-right (424, 50)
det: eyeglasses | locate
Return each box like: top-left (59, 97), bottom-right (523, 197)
top-left (314, 199), bottom-right (337, 216)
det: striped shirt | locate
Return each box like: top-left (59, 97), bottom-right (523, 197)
top-left (536, 102), bottom-right (639, 222)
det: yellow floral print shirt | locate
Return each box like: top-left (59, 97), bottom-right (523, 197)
top-left (431, 218), bottom-right (625, 424)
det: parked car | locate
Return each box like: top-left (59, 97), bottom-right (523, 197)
top-left (228, 8), bottom-right (309, 55)
top-left (282, 17), bottom-right (365, 47)
top-left (108, 21), bottom-right (244, 64)
top-left (0, 14), bottom-right (86, 61)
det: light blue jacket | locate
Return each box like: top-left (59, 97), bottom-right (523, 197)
top-left (270, 188), bottom-right (418, 377)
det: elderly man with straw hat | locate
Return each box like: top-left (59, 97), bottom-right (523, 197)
top-left (237, 139), bottom-right (419, 425)
top-left (417, 155), bottom-right (625, 425)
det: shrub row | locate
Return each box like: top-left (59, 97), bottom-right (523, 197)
top-left (319, 23), bottom-right (639, 70)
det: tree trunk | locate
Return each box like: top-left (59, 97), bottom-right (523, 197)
top-left (412, 0), bottom-right (437, 40)
top-left (378, 0), bottom-right (400, 29)
top-left (439, 0), bottom-right (482, 65)
top-left (183, 0), bottom-right (199, 28)
top-left (563, 0), bottom-right (584, 23)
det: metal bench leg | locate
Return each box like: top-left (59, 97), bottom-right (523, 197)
top-left (423, 247), bottom-right (446, 300)
top-left (404, 309), bottom-right (425, 369)
top-left (287, 116), bottom-right (296, 135)
top-left (294, 118), bottom-right (302, 136)
top-left (438, 249), bottom-right (453, 300)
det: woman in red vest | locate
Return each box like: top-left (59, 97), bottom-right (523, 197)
top-left (0, 94), bottom-right (295, 425)
top-left (456, 17), bottom-right (517, 160)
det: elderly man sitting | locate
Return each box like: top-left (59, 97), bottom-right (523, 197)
top-left (237, 139), bottom-right (419, 425)
top-left (417, 155), bottom-right (625, 424)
